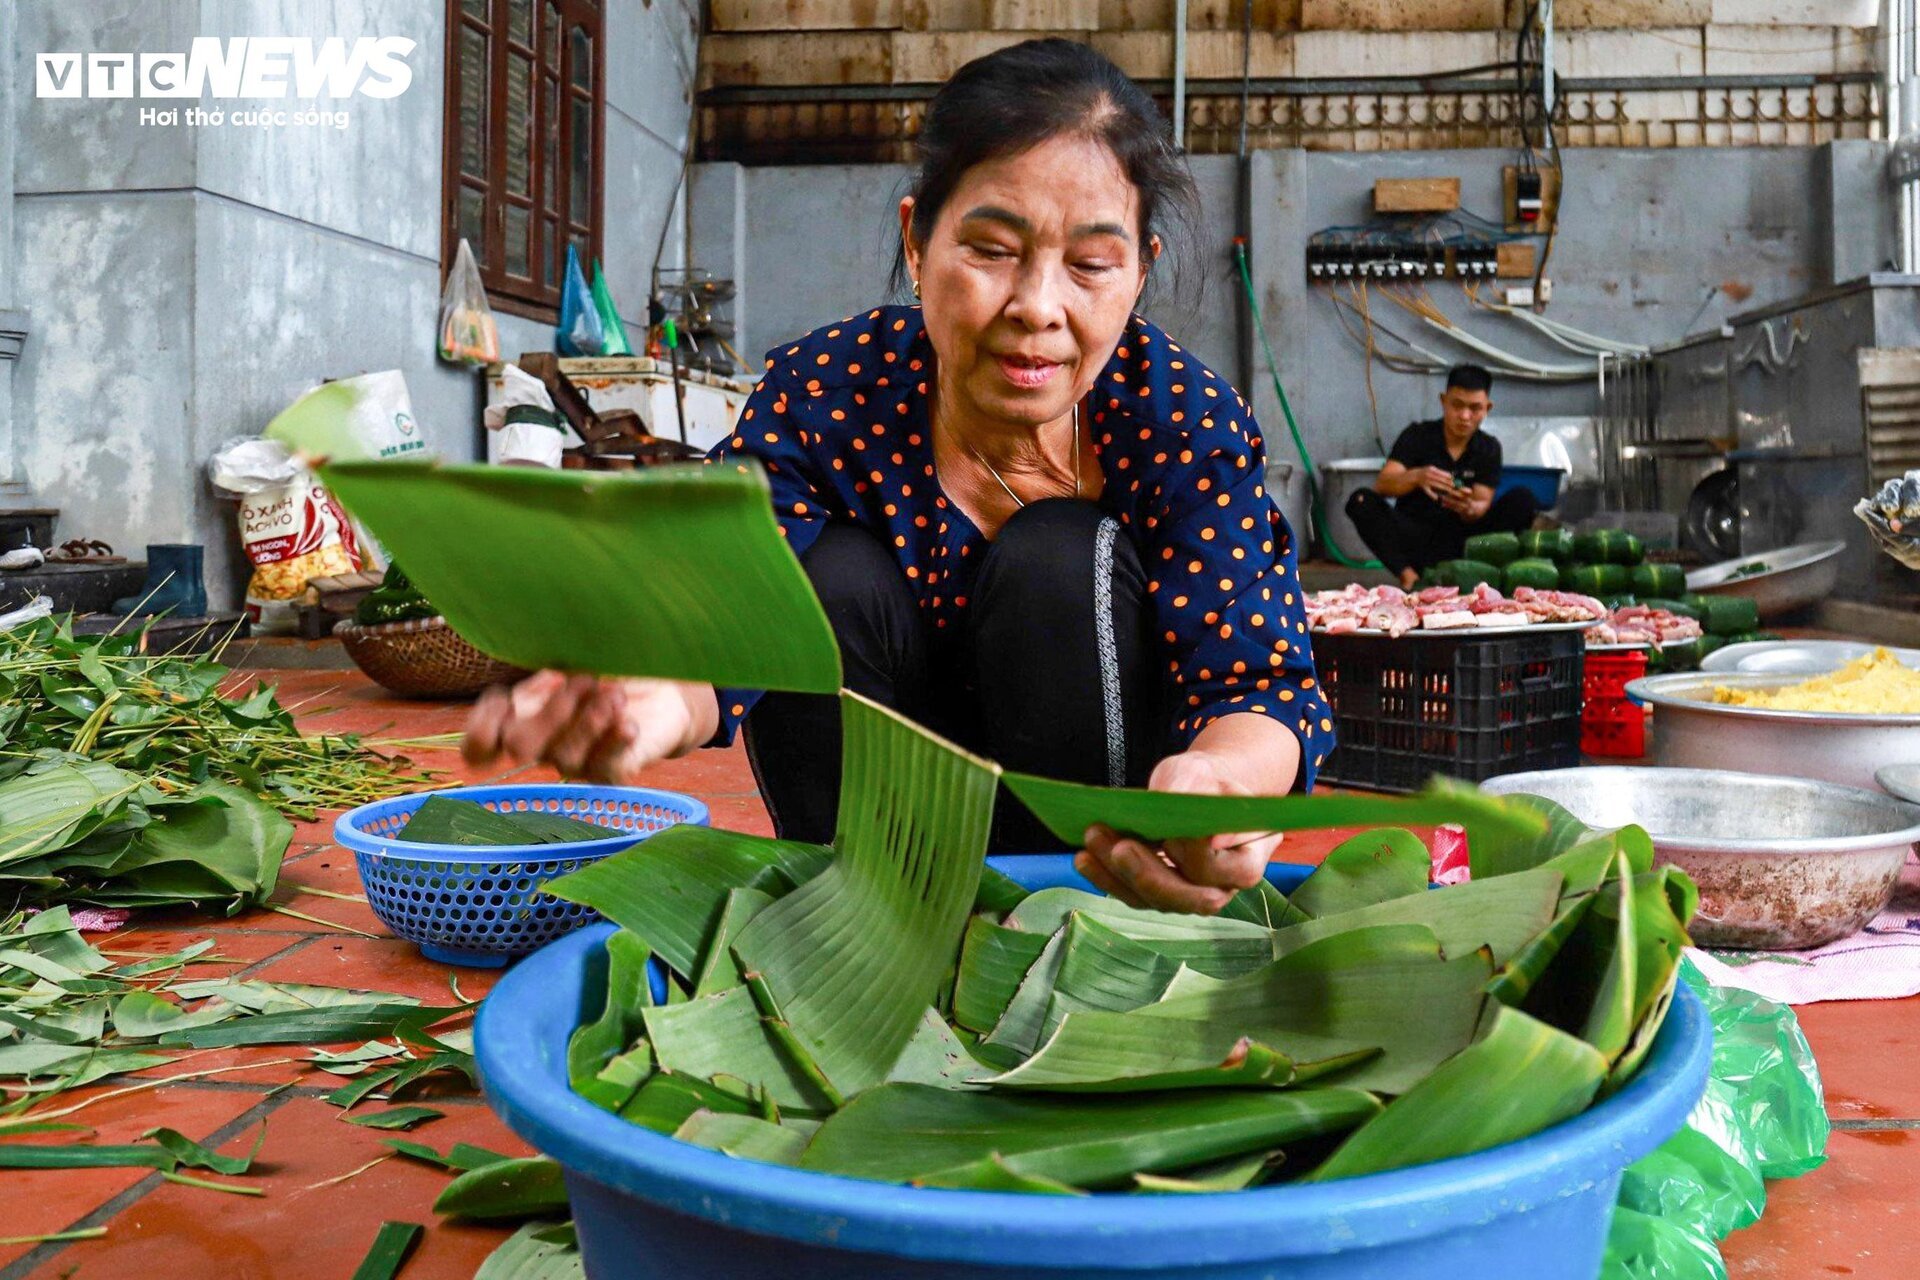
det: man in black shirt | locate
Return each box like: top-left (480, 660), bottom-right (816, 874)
top-left (1344, 364), bottom-right (1540, 590)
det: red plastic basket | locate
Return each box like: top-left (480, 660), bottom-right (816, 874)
top-left (1581, 698), bottom-right (1647, 758)
top-left (1583, 649), bottom-right (1648, 703)
top-left (1581, 650), bottom-right (1648, 758)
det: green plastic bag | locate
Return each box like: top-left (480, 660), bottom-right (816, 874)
top-left (1616, 1079), bottom-right (1765, 1239)
top-left (590, 259), bottom-right (633, 357)
top-left (1603, 1208), bottom-right (1728, 1280)
top-left (1695, 966), bottom-right (1829, 1179)
top-left (1599, 962), bottom-right (1829, 1280)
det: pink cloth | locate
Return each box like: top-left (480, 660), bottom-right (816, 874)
top-left (1686, 858), bottom-right (1920, 1006)
top-left (70, 907), bottom-right (131, 934)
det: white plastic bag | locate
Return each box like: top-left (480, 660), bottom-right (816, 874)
top-left (0, 595), bottom-right (53, 633)
top-left (439, 237), bottom-right (501, 365)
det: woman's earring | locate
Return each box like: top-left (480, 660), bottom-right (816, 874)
top-left (912, 278), bottom-right (921, 299)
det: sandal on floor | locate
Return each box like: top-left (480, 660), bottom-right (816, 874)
top-left (48, 539), bottom-right (128, 564)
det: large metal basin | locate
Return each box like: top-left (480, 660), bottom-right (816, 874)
top-left (1684, 539), bottom-right (1845, 620)
top-left (1625, 670), bottom-right (1920, 794)
top-left (1483, 767), bottom-right (1920, 949)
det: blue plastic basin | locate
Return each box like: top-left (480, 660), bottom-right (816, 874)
top-left (1496, 465), bottom-right (1569, 510)
top-left (476, 855), bottom-right (1711, 1279)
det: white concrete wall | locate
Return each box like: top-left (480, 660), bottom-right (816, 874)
top-left (10, 0), bottom-right (694, 605)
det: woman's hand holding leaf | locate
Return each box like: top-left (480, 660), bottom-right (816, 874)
top-left (1076, 752), bottom-right (1280, 917)
top-left (463, 671), bottom-right (719, 784)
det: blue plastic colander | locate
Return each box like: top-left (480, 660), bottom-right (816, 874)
top-left (335, 783), bottom-right (709, 968)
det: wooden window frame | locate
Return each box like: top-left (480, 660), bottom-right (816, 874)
top-left (441, 0), bottom-right (606, 323)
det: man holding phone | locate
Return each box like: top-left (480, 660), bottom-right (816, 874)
top-left (1344, 364), bottom-right (1540, 590)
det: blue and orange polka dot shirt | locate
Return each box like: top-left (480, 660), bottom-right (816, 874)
top-left (707, 304), bottom-right (1334, 788)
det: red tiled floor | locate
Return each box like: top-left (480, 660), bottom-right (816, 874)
top-left (1795, 999), bottom-right (1920, 1125)
top-left (24, 1098), bottom-right (533, 1279)
top-left (0, 1085), bottom-right (271, 1269)
top-left (1722, 1128), bottom-right (1920, 1279)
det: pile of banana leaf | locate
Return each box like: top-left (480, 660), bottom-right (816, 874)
top-left (0, 613), bottom-right (429, 911)
top-left (290, 414), bottom-right (1694, 1194)
top-left (541, 695), bottom-right (1694, 1193)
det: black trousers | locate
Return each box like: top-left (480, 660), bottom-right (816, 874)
top-left (1344, 487), bottom-right (1539, 576)
top-left (743, 500), bottom-right (1164, 852)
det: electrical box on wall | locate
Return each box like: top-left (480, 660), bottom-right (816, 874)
top-left (1502, 165), bottom-right (1560, 233)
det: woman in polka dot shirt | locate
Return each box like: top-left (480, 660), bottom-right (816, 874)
top-left (466, 39), bottom-right (1333, 915)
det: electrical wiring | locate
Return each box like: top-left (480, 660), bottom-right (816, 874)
top-left (1463, 285), bottom-right (1649, 356)
top-left (1372, 286), bottom-right (1599, 381)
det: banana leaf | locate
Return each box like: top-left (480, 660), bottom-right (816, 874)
top-left (0, 762), bottom-right (144, 868)
top-left (1048, 913), bottom-right (1184, 1018)
top-left (1215, 880), bottom-right (1307, 928)
top-left (320, 460), bottom-right (842, 693)
top-left (980, 925), bottom-right (1069, 1059)
top-left (999, 773), bottom-right (1547, 853)
top-left (799, 1082), bottom-right (1380, 1189)
top-left (566, 931), bottom-right (653, 1108)
top-left (1004, 890), bottom-right (1277, 976)
top-left (1110, 925), bottom-right (1490, 1095)
top-left (473, 1220), bottom-right (585, 1280)
top-left (1287, 828), bottom-right (1430, 918)
top-left (983, 1014), bottom-right (1368, 1093)
top-left (883, 1009), bottom-right (992, 1089)
top-left (434, 1156), bottom-right (570, 1221)
top-left (692, 889), bottom-right (773, 997)
top-left (1468, 792), bottom-right (1597, 879)
top-left (615, 1073), bottom-right (757, 1134)
top-left (1134, 1150), bottom-right (1276, 1193)
top-left (1273, 867), bottom-right (1563, 968)
top-left (111, 990), bottom-right (239, 1039)
top-left (545, 827), bottom-right (831, 978)
top-left (344, 1106), bottom-right (445, 1130)
top-left (915, 1153), bottom-right (1085, 1194)
top-left (973, 863), bottom-right (1030, 914)
top-left (384, 1139), bottom-right (515, 1171)
top-left (952, 918), bottom-right (1053, 1034)
top-left (398, 797), bottom-right (610, 847)
top-left (350, 1222), bottom-right (423, 1280)
top-left (731, 693), bottom-right (1000, 1097)
top-left (57, 781), bottom-right (291, 908)
top-left (585, 1042), bottom-right (654, 1112)
top-left (158, 1002), bottom-right (461, 1048)
top-left (642, 986), bottom-right (835, 1112)
top-left (673, 1111), bottom-right (811, 1165)
top-left (1305, 1005), bottom-right (1607, 1182)
top-left (264, 379), bottom-right (371, 461)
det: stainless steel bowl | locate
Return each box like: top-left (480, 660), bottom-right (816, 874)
top-left (1700, 639), bottom-right (1920, 676)
top-left (1625, 670), bottom-right (1920, 794)
top-left (1684, 539), bottom-right (1845, 620)
top-left (1483, 767), bottom-right (1920, 949)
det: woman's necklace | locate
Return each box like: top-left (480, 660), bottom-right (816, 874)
top-left (967, 402), bottom-right (1082, 510)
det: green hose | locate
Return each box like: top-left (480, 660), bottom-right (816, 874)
top-left (1232, 240), bottom-right (1381, 572)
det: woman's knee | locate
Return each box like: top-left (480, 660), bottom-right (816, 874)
top-left (1346, 488), bottom-right (1382, 519)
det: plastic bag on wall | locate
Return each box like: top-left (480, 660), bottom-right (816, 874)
top-left (439, 238), bottom-right (501, 366)
top-left (590, 260), bottom-right (633, 357)
top-left (557, 243), bottom-right (605, 357)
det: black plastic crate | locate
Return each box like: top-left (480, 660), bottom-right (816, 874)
top-left (1314, 628), bottom-right (1585, 793)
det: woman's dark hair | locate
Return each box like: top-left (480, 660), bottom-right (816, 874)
top-left (889, 38), bottom-right (1200, 309)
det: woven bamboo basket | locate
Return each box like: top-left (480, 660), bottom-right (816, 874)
top-left (335, 616), bottom-right (528, 699)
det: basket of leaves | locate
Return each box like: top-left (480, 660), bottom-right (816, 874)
top-left (336, 564), bottom-right (527, 698)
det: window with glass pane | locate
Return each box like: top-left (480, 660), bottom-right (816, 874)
top-left (442, 0), bottom-right (601, 315)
